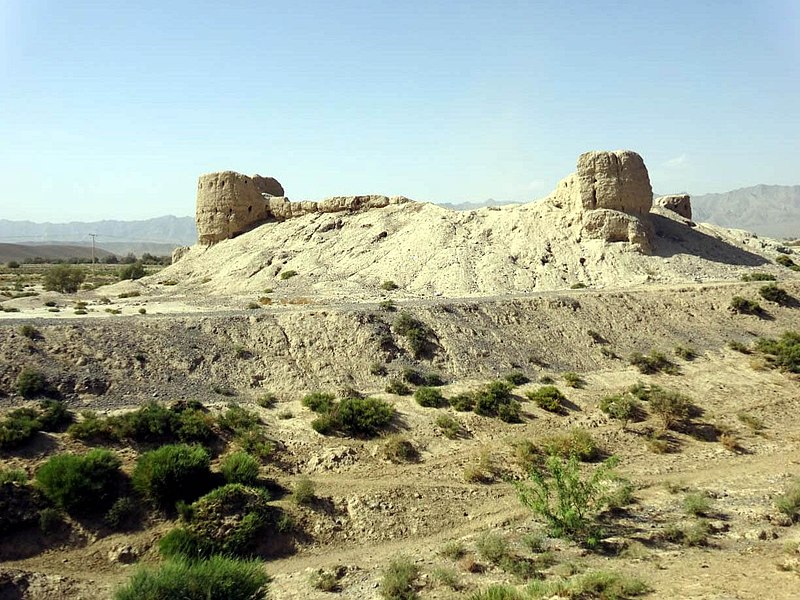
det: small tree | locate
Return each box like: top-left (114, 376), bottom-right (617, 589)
top-left (118, 261), bottom-right (146, 281)
top-left (515, 454), bottom-right (620, 545)
top-left (43, 264), bottom-right (85, 293)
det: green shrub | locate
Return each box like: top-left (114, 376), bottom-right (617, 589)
top-left (729, 295), bottom-right (762, 315)
top-left (511, 439), bottom-right (542, 473)
top-left (179, 484), bottom-right (272, 557)
top-left (542, 428), bottom-right (598, 461)
top-left (759, 284), bottom-right (792, 305)
top-left (37, 400), bottom-right (73, 431)
top-left (438, 540), bottom-right (466, 560)
top-left (628, 351), bottom-right (679, 374)
top-left (383, 435), bottom-right (418, 462)
top-left (370, 362), bottom-right (388, 377)
top-left (737, 411), bottom-right (765, 431)
top-left (449, 393), bottom-right (475, 412)
top-left (393, 312), bottom-right (431, 359)
top-left (515, 454), bottom-right (620, 544)
top-left (132, 444), bottom-right (211, 508)
top-left (310, 569), bottom-right (341, 592)
top-left (0, 468), bottom-right (27, 484)
top-left (504, 372), bottom-right (529, 386)
top-left (435, 414), bottom-right (461, 439)
top-left (118, 261), bottom-right (146, 281)
top-left (38, 507), bottom-right (62, 534)
top-left (674, 345), bottom-right (697, 360)
top-left (43, 264), bottom-right (85, 293)
top-left (683, 491), bottom-right (713, 517)
top-left (337, 397), bottom-right (395, 436)
top-left (380, 556), bottom-right (418, 600)
top-left (475, 532), bottom-right (509, 564)
top-left (19, 324), bottom-right (39, 339)
top-left (527, 570), bottom-right (648, 599)
top-left (473, 381), bottom-right (520, 422)
top-left (7, 260), bottom-right (19, 268)
top-left (775, 479), bottom-right (800, 521)
top-left (385, 379), bottom-right (411, 395)
top-left (15, 367), bottom-right (48, 399)
top-left (414, 386), bottom-right (446, 408)
top-left (217, 404), bottom-right (260, 433)
top-left (431, 566), bottom-right (460, 590)
top-left (115, 556), bottom-right (269, 600)
top-left (0, 408), bottom-right (40, 449)
top-left (35, 449), bottom-right (122, 514)
top-left (279, 269), bottom-right (298, 280)
top-left (234, 429), bottom-right (276, 461)
top-left (104, 496), bottom-right (140, 530)
top-left (755, 331), bottom-right (800, 372)
top-left (562, 371), bottom-right (584, 388)
top-left (599, 394), bottom-right (642, 426)
top-left (468, 585), bottom-right (525, 600)
top-left (741, 272), bottom-right (777, 282)
top-left (776, 255), bottom-right (800, 270)
top-left (649, 388), bottom-right (694, 430)
top-left (401, 368), bottom-right (424, 385)
top-left (291, 476), bottom-right (316, 505)
top-left (526, 386), bottom-right (566, 413)
top-left (220, 451), bottom-right (260, 485)
top-left (302, 392), bottom-right (336, 413)
top-left (380, 280), bottom-right (399, 291)
top-left (379, 299), bottom-right (396, 311)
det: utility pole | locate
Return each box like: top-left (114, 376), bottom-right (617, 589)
top-left (88, 233), bottom-right (97, 278)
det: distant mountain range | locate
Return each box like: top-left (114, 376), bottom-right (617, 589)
top-left (0, 184), bottom-right (796, 260)
top-left (690, 185), bottom-right (800, 239)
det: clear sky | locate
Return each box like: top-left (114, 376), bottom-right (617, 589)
top-left (1, 0), bottom-right (798, 221)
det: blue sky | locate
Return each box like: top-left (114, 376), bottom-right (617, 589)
top-left (1, 0), bottom-right (798, 221)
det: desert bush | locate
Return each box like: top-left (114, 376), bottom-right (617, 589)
top-left (542, 428), bottom-right (599, 461)
top-left (468, 586), bottom-right (524, 600)
top-left (280, 269), bottom-right (298, 280)
top-left (463, 447), bottom-right (495, 483)
top-left (379, 299), bottom-right (396, 311)
top-left (435, 414), bottom-right (461, 439)
top-left (526, 386), bottom-right (566, 413)
top-left (393, 312), bottom-right (432, 359)
top-left (19, 324), bottom-right (39, 339)
top-left (527, 570), bottom-right (648, 599)
top-left (337, 397), bottom-right (395, 436)
top-left (562, 371), bottom-right (584, 388)
top-left (741, 272), bottom-right (776, 282)
top-left (504, 372), bottom-right (529, 386)
top-left (439, 540), bottom-right (466, 560)
top-left (7, 260), bottom-right (19, 268)
top-left (15, 367), bottom-right (48, 399)
top-left (683, 491), bottom-right (713, 517)
top-left (302, 392), bottom-right (336, 413)
top-left (132, 444), bottom-right (211, 508)
top-left (118, 261), bottom-right (145, 281)
top-left (648, 388), bottom-right (694, 430)
top-left (37, 400), bottom-right (73, 431)
top-left (538, 375), bottom-right (555, 384)
top-left (291, 475), bottom-right (316, 505)
top-left (220, 451), bottom-right (260, 485)
top-left (475, 531), bottom-right (509, 564)
top-left (511, 439), bottom-right (542, 473)
top-left (729, 295), bottom-right (762, 315)
top-left (104, 496), bottom-right (140, 530)
top-left (754, 331), bottom-right (800, 372)
top-left (449, 392), bottom-right (475, 412)
top-left (759, 284), bottom-right (792, 305)
top-left (385, 379), bottom-right (411, 395)
top-left (114, 556), bottom-right (269, 600)
top-left (0, 408), bottom-right (41, 449)
top-left (310, 569), bottom-right (340, 592)
top-left (0, 467), bottom-right (27, 484)
top-left (370, 362), bottom-right (388, 377)
top-left (628, 350), bottom-right (678, 374)
top-left (599, 393), bottom-right (642, 427)
top-left (414, 386), bottom-right (446, 408)
top-left (180, 484), bottom-right (272, 557)
top-left (776, 255), bottom-right (800, 270)
top-left (399, 367), bottom-right (424, 384)
top-left (737, 412), bottom-right (765, 431)
top-left (217, 404), bottom-right (260, 433)
top-left (380, 555), bottom-right (418, 600)
top-left (660, 520), bottom-right (711, 547)
top-left (674, 345), bottom-right (697, 360)
top-left (473, 380), bottom-right (520, 422)
top-left (43, 264), bottom-right (85, 293)
top-left (431, 566), bottom-right (460, 590)
top-left (515, 454), bottom-right (620, 545)
top-left (775, 479), bottom-right (800, 521)
top-left (380, 280), bottom-right (399, 291)
top-left (234, 429), bottom-right (276, 461)
top-left (35, 449), bottom-right (122, 514)
top-left (383, 435), bottom-right (418, 462)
